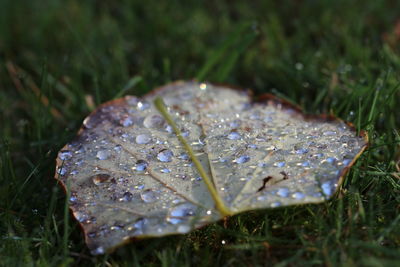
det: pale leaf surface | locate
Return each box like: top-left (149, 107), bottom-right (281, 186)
top-left (55, 81), bottom-right (367, 254)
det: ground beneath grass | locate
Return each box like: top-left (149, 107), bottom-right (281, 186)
top-left (1, 1), bottom-right (399, 266)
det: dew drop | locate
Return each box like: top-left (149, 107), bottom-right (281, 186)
top-left (292, 192), bottom-right (305, 199)
top-left (227, 132), bottom-right (241, 140)
top-left (114, 144), bottom-right (122, 152)
top-left (57, 167), bottom-right (67, 176)
top-left (59, 150), bottom-right (73, 161)
top-left (177, 153), bottom-right (189, 160)
top-left (96, 150), bottom-right (109, 160)
top-left (160, 168), bottom-right (171, 173)
top-left (92, 246), bottom-right (105, 255)
top-left (323, 131), bottom-right (337, 136)
top-left (137, 101), bottom-right (150, 111)
top-left (91, 174), bottom-right (111, 185)
top-left (167, 203), bottom-right (196, 224)
top-left (135, 160), bottom-right (148, 171)
top-left (120, 115), bottom-right (134, 127)
top-left (271, 201), bottom-right (282, 208)
top-left (143, 114), bottom-right (164, 128)
top-left (140, 189), bottom-right (159, 203)
top-left (120, 191), bottom-right (133, 202)
top-left (136, 134), bottom-right (151, 144)
top-left (157, 149), bottom-right (174, 162)
top-left (234, 155), bottom-right (250, 164)
top-left (321, 182), bottom-right (333, 196)
top-left (277, 188), bottom-right (290, 197)
top-left (177, 225), bottom-right (191, 233)
top-left (274, 161), bottom-right (286, 167)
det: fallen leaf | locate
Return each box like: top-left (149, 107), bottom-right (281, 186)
top-left (55, 81), bottom-right (368, 255)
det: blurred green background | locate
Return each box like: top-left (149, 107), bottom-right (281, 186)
top-left (1, 0), bottom-right (399, 265)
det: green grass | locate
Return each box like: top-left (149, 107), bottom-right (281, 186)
top-left (1, 0), bottom-right (399, 265)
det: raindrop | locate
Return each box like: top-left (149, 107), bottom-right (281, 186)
top-left (135, 160), bottom-right (148, 171)
top-left (270, 201), bottom-right (282, 208)
top-left (136, 134), bottom-right (151, 144)
top-left (165, 125), bottom-right (173, 133)
top-left (234, 155), bottom-right (250, 164)
top-left (96, 150), bottom-right (109, 160)
top-left (57, 167), bottom-right (67, 176)
top-left (92, 247), bottom-right (105, 255)
top-left (167, 203), bottom-right (196, 224)
top-left (323, 131), bottom-right (337, 136)
top-left (59, 150), bottom-right (73, 161)
top-left (140, 189), bottom-right (159, 203)
top-left (137, 101), bottom-right (150, 111)
top-left (227, 132), bottom-right (241, 140)
top-left (292, 192), bottom-right (305, 199)
top-left (143, 114), bottom-right (164, 128)
top-left (177, 225), bottom-right (191, 233)
top-left (295, 148), bottom-right (309, 154)
top-left (120, 192), bottom-right (133, 202)
top-left (274, 161), bottom-right (286, 167)
top-left (91, 174), bottom-right (111, 185)
top-left (177, 153), bottom-right (189, 160)
top-left (160, 168), bottom-right (171, 173)
top-left (120, 115), bottom-right (134, 127)
top-left (321, 182), bottom-right (333, 196)
top-left (157, 149), bottom-right (174, 162)
top-left (277, 188), bottom-right (290, 197)
top-left (114, 145), bottom-right (122, 152)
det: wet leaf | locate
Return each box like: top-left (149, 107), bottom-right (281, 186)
top-left (55, 81), bottom-right (368, 255)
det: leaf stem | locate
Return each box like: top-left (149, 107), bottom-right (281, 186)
top-left (154, 97), bottom-right (232, 216)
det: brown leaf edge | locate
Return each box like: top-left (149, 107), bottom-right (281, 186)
top-left (54, 80), bottom-right (369, 255)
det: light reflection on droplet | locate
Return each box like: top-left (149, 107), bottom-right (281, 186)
top-left (136, 134), bottom-right (151, 144)
top-left (157, 149), bottom-right (174, 162)
top-left (234, 155), bottom-right (250, 164)
top-left (140, 189), bottom-right (159, 203)
top-left (96, 150), bottom-right (109, 160)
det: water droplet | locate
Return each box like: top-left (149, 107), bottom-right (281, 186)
top-left (234, 155), bottom-right (250, 164)
top-left (114, 144), bottom-right (122, 152)
top-left (120, 115), bottom-right (134, 127)
top-left (135, 160), bottom-right (148, 171)
top-left (292, 192), bottom-right (305, 199)
top-left (178, 153), bottom-right (189, 160)
top-left (221, 240), bottom-right (226, 245)
top-left (57, 167), bottom-right (67, 176)
top-left (91, 174), bottom-right (111, 185)
top-left (323, 131), bottom-right (337, 136)
top-left (295, 148), bottom-right (309, 154)
top-left (301, 161), bottom-right (310, 167)
top-left (167, 203), bottom-right (196, 224)
top-left (136, 134), bottom-right (151, 144)
top-left (140, 189), bottom-right (159, 203)
top-left (277, 188), bottom-right (290, 197)
top-left (92, 246), bottom-right (105, 255)
top-left (165, 125), bottom-right (173, 133)
top-left (59, 150), bottom-right (73, 160)
top-left (342, 159), bottom-right (352, 165)
top-left (274, 161), bottom-right (286, 167)
top-left (96, 150), bottom-right (109, 160)
top-left (143, 114), bottom-right (164, 128)
top-left (227, 132), bottom-right (241, 140)
top-left (177, 225), bottom-right (191, 233)
top-left (160, 168), bottom-right (171, 173)
top-left (321, 182), bottom-right (333, 196)
top-left (120, 192), bottom-right (133, 202)
top-left (271, 201), bottom-right (282, 208)
top-left (137, 101), bottom-right (150, 111)
top-left (157, 149), bottom-right (174, 162)
top-left (199, 83), bottom-right (207, 90)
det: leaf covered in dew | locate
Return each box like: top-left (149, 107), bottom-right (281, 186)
top-left (55, 81), bottom-right (368, 255)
